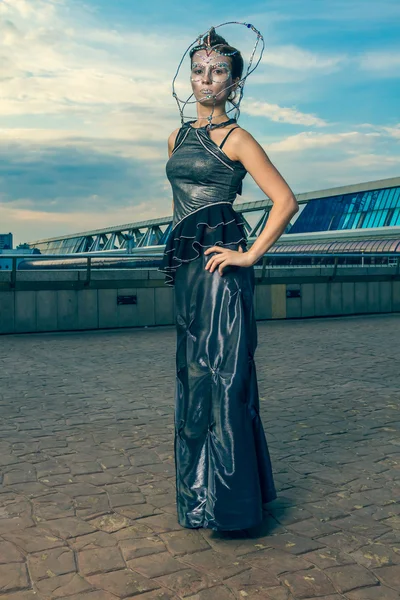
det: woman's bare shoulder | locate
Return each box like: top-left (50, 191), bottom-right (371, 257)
top-left (232, 125), bottom-right (256, 141)
top-left (168, 127), bottom-right (181, 156)
top-left (228, 126), bottom-right (260, 161)
top-left (168, 127), bottom-right (181, 144)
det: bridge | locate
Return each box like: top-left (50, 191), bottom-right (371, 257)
top-left (26, 176), bottom-right (400, 257)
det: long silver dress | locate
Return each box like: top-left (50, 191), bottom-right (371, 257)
top-left (158, 119), bottom-right (277, 531)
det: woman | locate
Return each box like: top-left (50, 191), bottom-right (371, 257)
top-left (159, 27), bottom-right (299, 531)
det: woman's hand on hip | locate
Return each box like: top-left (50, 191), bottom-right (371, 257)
top-left (204, 245), bottom-right (255, 275)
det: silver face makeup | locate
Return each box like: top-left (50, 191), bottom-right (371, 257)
top-left (191, 61), bottom-right (231, 84)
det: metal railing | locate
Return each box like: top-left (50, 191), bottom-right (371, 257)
top-left (1, 251), bottom-right (399, 289)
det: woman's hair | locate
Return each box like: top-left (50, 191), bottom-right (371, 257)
top-left (189, 27), bottom-right (244, 82)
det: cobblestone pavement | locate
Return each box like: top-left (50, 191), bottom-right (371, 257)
top-left (0, 313), bottom-right (399, 600)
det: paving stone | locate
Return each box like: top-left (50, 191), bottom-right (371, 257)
top-left (325, 563), bottom-right (379, 593)
top-left (105, 481), bottom-right (141, 494)
top-left (286, 517), bottom-right (340, 538)
top-left (3, 469), bottom-right (37, 486)
top-left (40, 516), bottom-right (97, 539)
top-left (136, 513), bottom-right (185, 533)
top-left (108, 492), bottom-right (146, 508)
top-left (349, 542), bottom-right (400, 569)
top-left (70, 461), bottom-right (103, 475)
top-left (0, 541), bottom-right (24, 564)
top-left (77, 546), bottom-right (125, 576)
top-left (315, 531), bottom-right (370, 553)
top-left (0, 593), bottom-right (38, 599)
top-left (224, 566), bottom-right (280, 593)
top-left (241, 547), bottom-right (314, 576)
top-left (112, 522), bottom-right (155, 541)
top-left (329, 514), bottom-right (392, 538)
top-left (88, 512), bottom-right (132, 533)
top-left (159, 530), bottom-right (211, 556)
top-left (74, 493), bottom-right (111, 518)
top-left (87, 568), bottom-right (159, 596)
top-left (265, 532), bottom-right (325, 555)
top-left (127, 551), bottom-right (186, 578)
top-left (177, 549), bottom-right (249, 580)
top-left (122, 589), bottom-right (177, 599)
top-left (185, 586), bottom-right (236, 599)
top-left (3, 527), bottom-right (65, 552)
top-left (155, 568), bottom-right (219, 597)
top-left (50, 591), bottom-right (118, 599)
top-left (0, 563), bottom-right (30, 593)
top-left (346, 584), bottom-right (400, 599)
top-left (197, 531), bottom-right (272, 557)
top-left (266, 506), bottom-right (314, 526)
top-left (382, 515), bottom-right (400, 530)
top-left (0, 516), bottom-right (35, 534)
top-left (301, 546), bottom-right (355, 569)
top-left (372, 564), bottom-right (400, 590)
top-left (279, 568), bottom-right (336, 598)
top-left (74, 472), bottom-right (118, 485)
top-left (56, 483), bottom-right (106, 497)
top-left (119, 536), bottom-right (166, 561)
top-left (28, 547), bottom-right (75, 581)
top-left (68, 531), bottom-right (118, 551)
top-left (115, 503), bottom-right (162, 519)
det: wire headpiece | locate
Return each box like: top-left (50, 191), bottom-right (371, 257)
top-left (172, 21), bottom-right (265, 130)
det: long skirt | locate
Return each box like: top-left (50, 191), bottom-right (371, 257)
top-left (173, 242), bottom-right (277, 531)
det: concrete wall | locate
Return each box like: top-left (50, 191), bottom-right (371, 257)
top-left (0, 267), bottom-right (399, 334)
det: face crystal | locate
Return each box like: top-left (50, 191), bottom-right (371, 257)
top-left (191, 62), bottom-right (231, 84)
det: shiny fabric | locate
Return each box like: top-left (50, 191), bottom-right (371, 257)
top-left (159, 121), bottom-right (277, 530)
top-left (174, 246), bottom-right (277, 530)
top-left (167, 122), bottom-right (247, 229)
top-left (158, 203), bottom-right (248, 287)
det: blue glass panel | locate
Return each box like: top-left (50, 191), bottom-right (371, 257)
top-left (391, 208), bottom-right (400, 225)
top-left (382, 188), bottom-right (393, 209)
top-left (385, 188), bottom-right (396, 209)
top-left (362, 191), bottom-right (373, 211)
top-left (363, 210), bottom-right (374, 228)
top-left (375, 189), bottom-right (387, 210)
top-left (351, 212), bottom-right (363, 228)
top-left (375, 211), bottom-right (387, 227)
top-left (392, 187), bottom-right (400, 208)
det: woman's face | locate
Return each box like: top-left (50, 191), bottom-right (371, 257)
top-left (190, 50), bottom-right (237, 105)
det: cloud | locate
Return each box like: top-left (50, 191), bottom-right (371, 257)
top-left (262, 45), bottom-right (346, 73)
top-left (0, 201), bottom-right (168, 245)
top-left (244, 99), bottom-right (328, 127)
top-left (0, 143), bottom-right (165, 212)
top-left (265, 131), bottom-right (381, 153)
top-left (358, 50), bottom-right (400, 76)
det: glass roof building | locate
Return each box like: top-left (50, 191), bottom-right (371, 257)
top-left (289, 184), bottom-right (400, 234)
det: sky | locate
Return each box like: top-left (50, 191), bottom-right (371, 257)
top-left (1, 0), bottom-right (399, 245)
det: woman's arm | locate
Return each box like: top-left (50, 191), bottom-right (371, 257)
top-left (230, 129), bottom-right (299, 264)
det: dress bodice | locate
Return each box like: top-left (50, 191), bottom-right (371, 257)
top-left (158, 120), bottom-right (248, 287)
top-left (167, 121), bottom-right (247, 229)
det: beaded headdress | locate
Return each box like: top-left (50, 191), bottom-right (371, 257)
top-left (172, 21), bottom-right (265, 130)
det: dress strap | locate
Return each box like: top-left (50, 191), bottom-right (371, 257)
top-left (219, 126), bottom-right (240, 150)
top-left (172, 127), bottom-right (183, 150)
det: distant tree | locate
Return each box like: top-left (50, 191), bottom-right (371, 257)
top-left (16, 242), bottom-right (31, 249)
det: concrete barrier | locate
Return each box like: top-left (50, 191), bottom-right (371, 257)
top-left (0, 267), bottom-right (399, 334)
